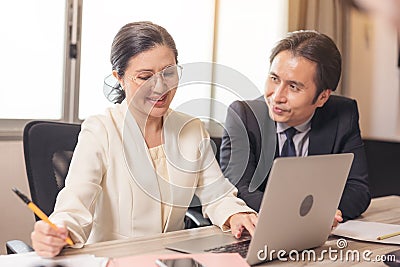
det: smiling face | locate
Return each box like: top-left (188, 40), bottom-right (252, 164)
top-left (264, 50), bottom-right (331, 126)
top-left (114, 45), bottom-right (178, 119)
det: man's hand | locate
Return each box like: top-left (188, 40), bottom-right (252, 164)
top-left (332, 209), bottom-right (343, 228)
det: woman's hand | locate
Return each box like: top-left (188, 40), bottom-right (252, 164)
top-left (228, 212), bottom-right (258, 238)
top-left (31, 220), bottom-right (69, 257)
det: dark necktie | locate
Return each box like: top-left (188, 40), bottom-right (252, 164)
top-left (281, 127), bottom-right (297, 157)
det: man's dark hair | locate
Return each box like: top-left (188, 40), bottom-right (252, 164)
top-left (270, 30), bottom-right (342, 102)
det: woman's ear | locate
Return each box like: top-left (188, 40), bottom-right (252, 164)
top-left (316, 89), bottom-right (332, 107)
top-left (112, 70), bottom-right (124, 89)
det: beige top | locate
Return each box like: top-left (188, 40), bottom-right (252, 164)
top-left (148, 145), bottom-right (171, 232)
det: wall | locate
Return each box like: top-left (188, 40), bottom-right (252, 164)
top-left (211, 0), bottom-right (288, 123)
top-left (346, 9), bottom-right (400, 141)
top-left (0, 141), bottom-right (34, 255)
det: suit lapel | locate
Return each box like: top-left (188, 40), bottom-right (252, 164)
top-left (309, 106), bottom-right (338, 155)
top-left (162, 110), bottom-right (198, 231)
top-left (119, 104), bottom-right (162, 234)
top-left (249, 99), bottom-right (277, 192)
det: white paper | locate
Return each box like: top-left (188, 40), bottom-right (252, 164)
top-left (0, 252), bottom-right (109, 267)
top-left (332, 220), bottom-right (400, 244)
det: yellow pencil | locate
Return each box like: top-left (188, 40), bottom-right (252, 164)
top-left (377, 231), bottom-right (400, 240)
top-left (12, 188), bottom-right (74, 246)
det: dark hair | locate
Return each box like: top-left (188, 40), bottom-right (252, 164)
top-left (111, 21), bottom-right (178, 77)
top-left (105, 21), bottom-right (178, 103)
top-left (269, 30), bottom-right (342, 102)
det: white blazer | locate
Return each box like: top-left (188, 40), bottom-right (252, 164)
top-left (50, 101), bottom-right (254, 247)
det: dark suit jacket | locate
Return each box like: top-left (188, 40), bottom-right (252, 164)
top-left (220, 95), bottom-right (371, 220)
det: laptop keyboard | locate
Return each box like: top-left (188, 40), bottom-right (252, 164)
top-left (203, 239), bottom-right (251, 258)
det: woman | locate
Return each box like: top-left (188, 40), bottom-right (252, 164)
top-left (31, 21), bottom-right (257, 257)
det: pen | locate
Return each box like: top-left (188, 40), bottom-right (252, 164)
top-left (12, 188), bottom-right (74, 246)
top-left (377, 231), bottom-right (400, 240)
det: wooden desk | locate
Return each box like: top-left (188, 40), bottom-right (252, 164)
top-left (62, 196), bottom-right (400, 266)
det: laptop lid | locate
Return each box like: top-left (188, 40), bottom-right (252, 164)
top-left (166, 153), bottom-right (354, 265)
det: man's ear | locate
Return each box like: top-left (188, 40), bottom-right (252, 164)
top-left (316, 89), bottom-right (332, 107)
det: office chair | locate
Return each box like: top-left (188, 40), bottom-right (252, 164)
top-left (363, 139), bottom-right (400, 198)
top-left (6, 120), bottom-right (81, 254)
top-left (23, 121), bottom-right (81, 220)
top-left (6, 121), bottom-right (213, 253)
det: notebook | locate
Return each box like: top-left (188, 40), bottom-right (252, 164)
top-left (166, 153), bottom-right (354, 265)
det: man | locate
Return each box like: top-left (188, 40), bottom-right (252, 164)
top-left (220, 30), bottom-right (371, 223)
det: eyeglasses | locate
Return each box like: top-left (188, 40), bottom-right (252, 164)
top-left (127, 64), bottom-right (183, 89)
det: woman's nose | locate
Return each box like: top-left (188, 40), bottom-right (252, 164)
top-left (151, 74), bottom-right (167, 94)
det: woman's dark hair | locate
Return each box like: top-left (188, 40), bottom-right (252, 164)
top-left (105, 21), bottom-right (178, 103)
top-left (269, 30), bottom-right (342, 102)
top-left (111, 21), bottom-right (178, 77)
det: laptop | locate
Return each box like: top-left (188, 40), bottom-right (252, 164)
top-left (166, 153), bottom-right (354, 265)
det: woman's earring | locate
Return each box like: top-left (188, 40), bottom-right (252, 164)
top-left (103, 74), bottom-right (126, 104)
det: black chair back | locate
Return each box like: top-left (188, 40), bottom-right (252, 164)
top-left (363, 139), bottom-right (400, 198)
top-left (23, 121), bottom-right (81, 218)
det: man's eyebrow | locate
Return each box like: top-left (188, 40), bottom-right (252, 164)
top-left (269, 71), bottom-right (278, 77)
top-left (269, 71), bottom-right (306, 88)
top-left (288, 80), bottom-right (305, 88)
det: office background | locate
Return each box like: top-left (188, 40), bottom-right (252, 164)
top-left (0, 0), bottom-right (399, 255)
